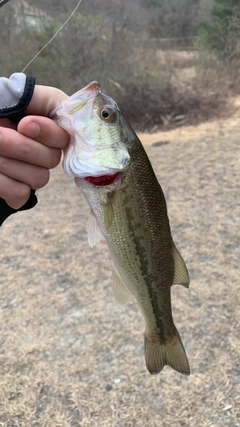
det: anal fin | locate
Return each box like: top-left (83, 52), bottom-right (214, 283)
top-left (172, 244), bottom-right (190, 288)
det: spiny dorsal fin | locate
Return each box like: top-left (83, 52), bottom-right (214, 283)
top-left (112, 265), bottom-right (133, 305)
top-left (86, 210), bottom-right (103, 247)
top-left (172, 244), bottom-right (190, 288)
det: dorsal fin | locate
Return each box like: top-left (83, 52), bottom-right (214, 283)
top-left (172, 244), bottom-right (190, 288)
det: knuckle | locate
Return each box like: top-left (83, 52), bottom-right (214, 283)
top-left (0, 156), bottom-right (9, 172)
top-left (0, 128), bottom-right (29, 156)
top-left (20, 139), bottom-right (31, 159)
top-left (15, 183), bottom-right (31, 203)
top-left (49, 148), bottom-right (61, 168)
top-left (34, 169), bottom-right (50, 189)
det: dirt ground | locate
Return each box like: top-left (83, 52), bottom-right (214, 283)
top-left (0, 111), bottom-right (240, 426)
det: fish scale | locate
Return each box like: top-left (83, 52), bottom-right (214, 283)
top-left (91, 139), bottom-right (176, 338)
top-left (52, 81), bottom-right (190, 375)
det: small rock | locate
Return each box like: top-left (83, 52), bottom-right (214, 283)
top-left (106, 384), bottom-right (112, 391)
top-left (222, 405), bottom-right (232, 411)
top-left (152, 140), bottom-right (170, 147)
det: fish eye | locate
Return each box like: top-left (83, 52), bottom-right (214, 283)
top-left (100, 107), bottom-right (116, 122)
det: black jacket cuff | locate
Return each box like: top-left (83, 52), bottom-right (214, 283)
top-left (0, 190), bottom-right (37, 226)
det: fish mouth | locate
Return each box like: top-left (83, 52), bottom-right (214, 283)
top-left (74, 81), bottom-right (101, 101)
top-left (84, 172), bottom-right (120, 187)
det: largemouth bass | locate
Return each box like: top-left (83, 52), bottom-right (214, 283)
top-left (51, 82), bottom-right (190, 375)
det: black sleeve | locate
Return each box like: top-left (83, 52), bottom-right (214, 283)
top-left (0, 74), bottom-right (35, 122)
top-left (0, 73), bottom-right (38, 226)
top-left (0, 190), bottom-right (38, 226)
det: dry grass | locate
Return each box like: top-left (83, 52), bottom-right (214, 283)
top-left (155, 49), bottom-right (199, 67)
top-left (110, 49), bottom-right (235, 132)
top-left (0, 111), bottom-right (240, 426)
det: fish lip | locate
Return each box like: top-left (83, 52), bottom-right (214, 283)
top-left (49, 81), bottom-right (101, 119)
top-left (76, 81), bottom-right (101, 100)
top-left (83, 172), bottom-right (121, 187)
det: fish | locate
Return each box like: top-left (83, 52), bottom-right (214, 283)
top-left (51, 81), bottom-right (190, 375)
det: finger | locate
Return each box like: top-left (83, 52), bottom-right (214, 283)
top-left (18, 115), bottom-right (69, 149)
top-left (25, 85), bottom-right (69, 116)
top-left (0, 118), bottom-right (17, 130)
top-left (0, 156), bottom-right (50, 190)
top-left (0, 127), bottom-right (62, 168)
top-left (0, 172), bottom-right (31, 209)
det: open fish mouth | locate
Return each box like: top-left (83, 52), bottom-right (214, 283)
top-left (84, 172), bottom-right (120, 187)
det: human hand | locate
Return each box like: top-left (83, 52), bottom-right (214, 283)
top-left (0, 86), bottom-right (69, 209)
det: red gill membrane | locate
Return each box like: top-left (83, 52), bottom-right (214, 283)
top-left (84, 172), bottom-right (120, 187)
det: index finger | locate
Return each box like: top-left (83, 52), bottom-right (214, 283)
top-left (17, 115), bottom-right (70, 150)
top-left (0, 118), bottom-right (17, 130)
top-left (0, 126), bottom-right (61, 168)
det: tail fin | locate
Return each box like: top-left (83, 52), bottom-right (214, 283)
top-left (144, 329), bottom-right (190, 375)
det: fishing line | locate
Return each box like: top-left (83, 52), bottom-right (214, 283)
top-left (22, 0), bottom-right (83, 73)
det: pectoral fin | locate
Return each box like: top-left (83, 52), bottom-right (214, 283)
top-left (112, 265), bottom-right (133, 305)
top-left (103, 193), bottom-right (114, 230)
top-left (172, 244), bottom-right (190, 288)
top-left (86, 210), bottom-right (103, 247)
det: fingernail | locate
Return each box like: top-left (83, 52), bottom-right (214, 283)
top-left (25, 122), bottom-right (40, 138)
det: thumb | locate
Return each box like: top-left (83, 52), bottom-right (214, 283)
top-left (25, 85), bottom-right (69, 116)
